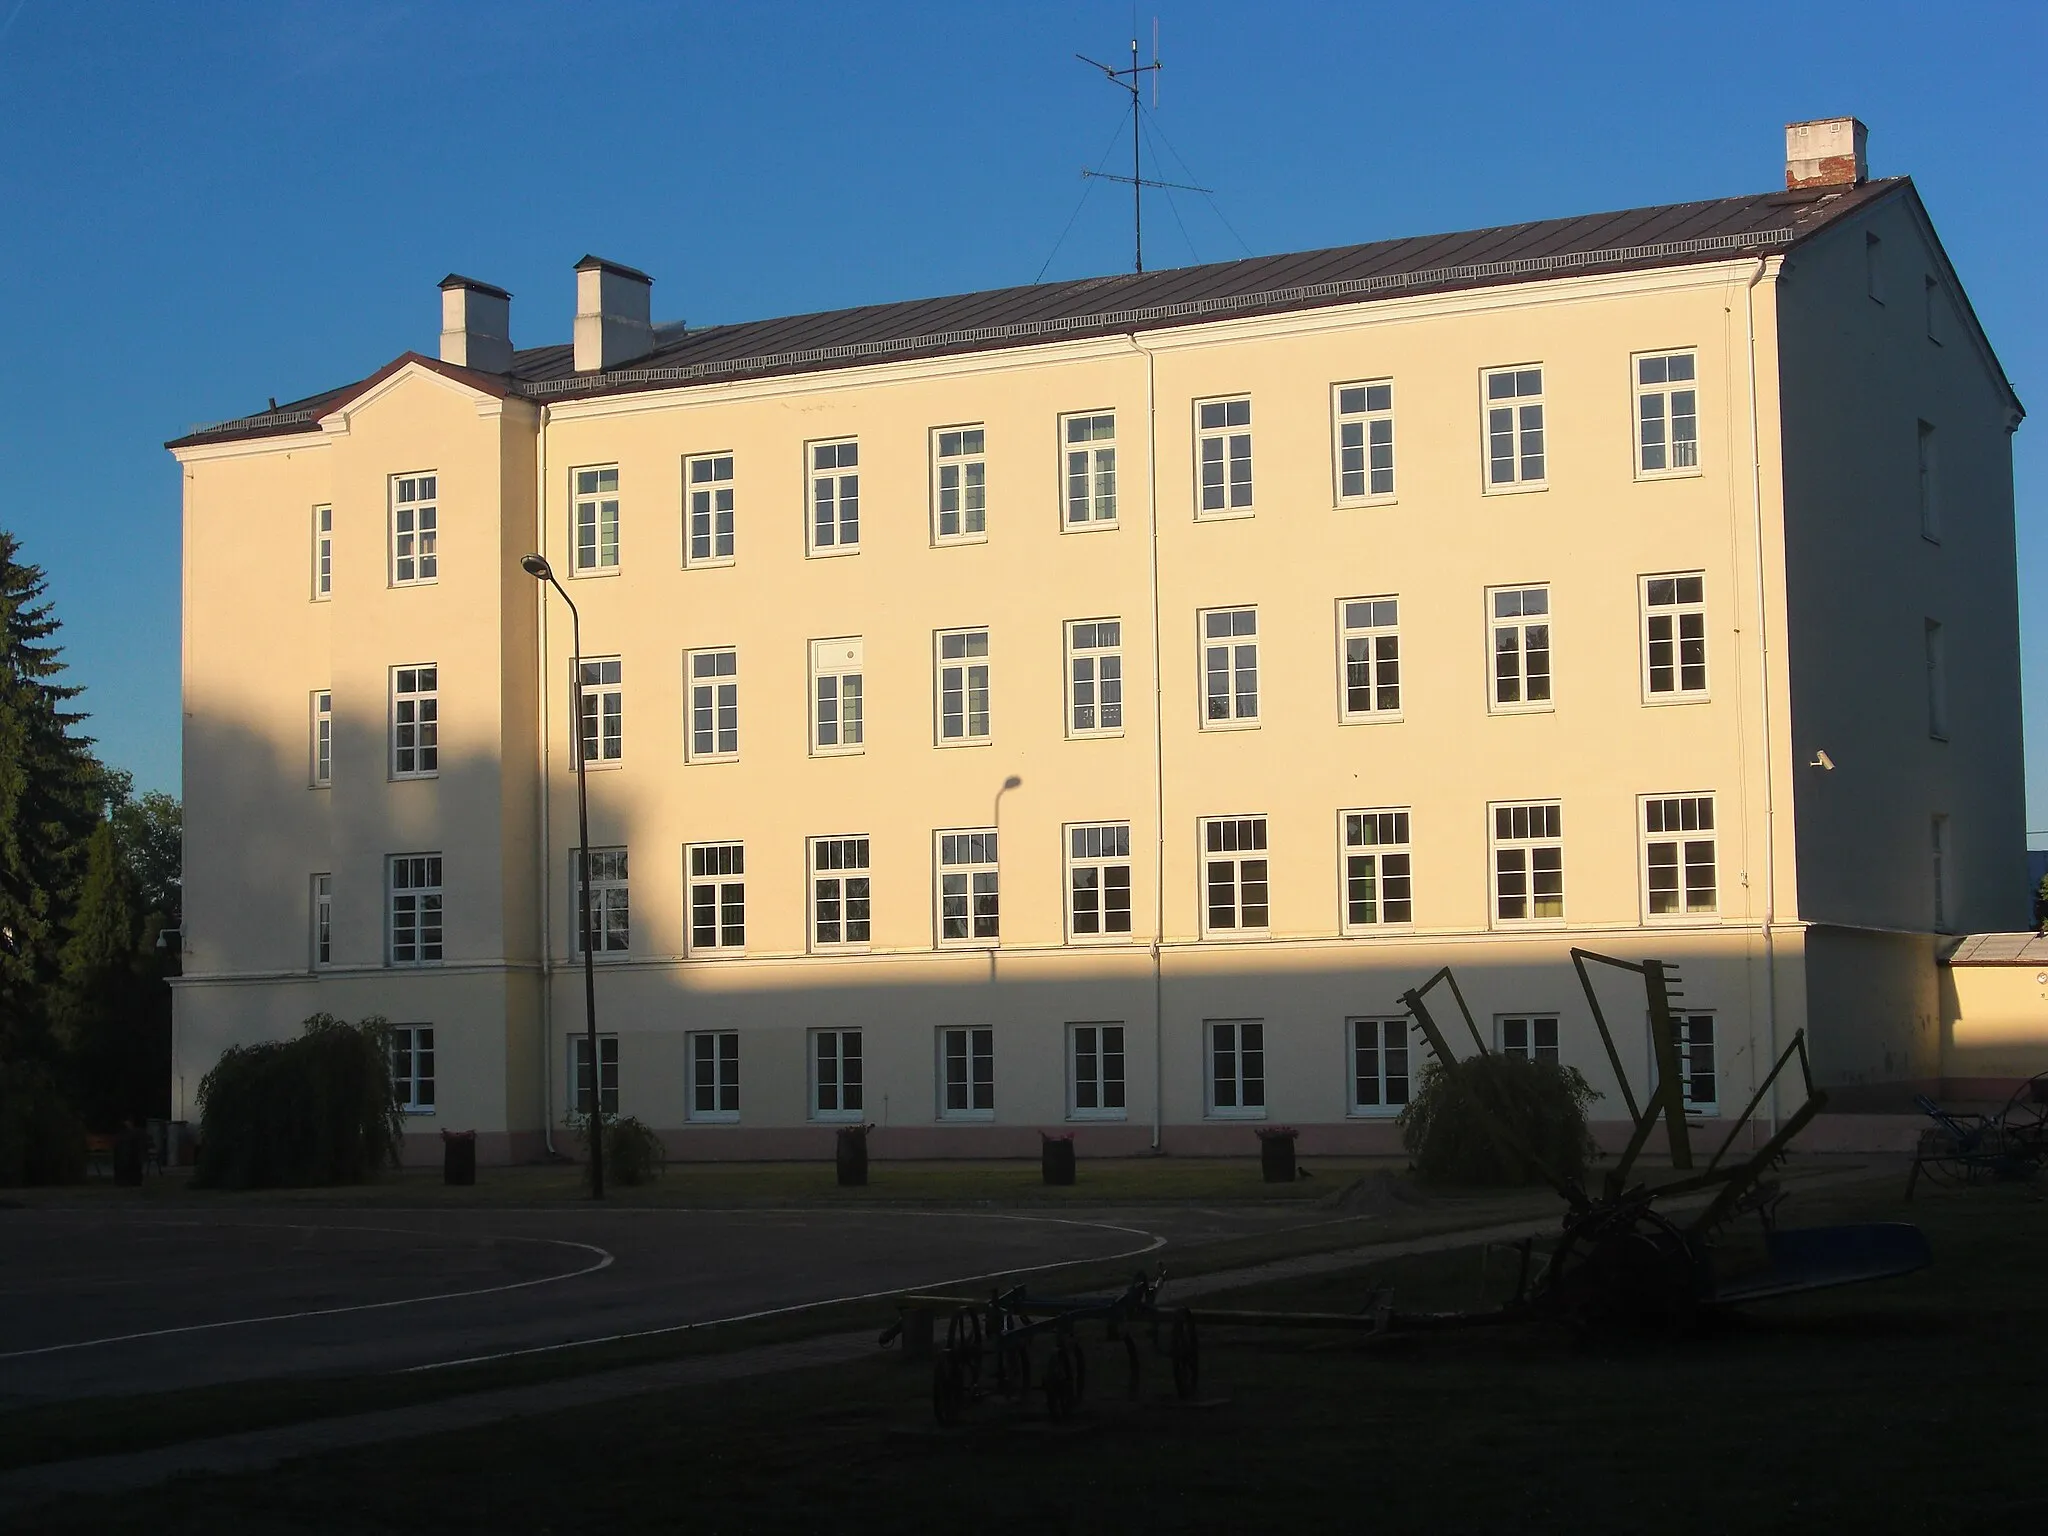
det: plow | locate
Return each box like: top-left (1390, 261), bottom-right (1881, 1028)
top-left (891, 950), bottom-right (1932, 1426)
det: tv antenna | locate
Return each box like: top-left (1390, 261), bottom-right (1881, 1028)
top-left (1077, 22), bottom-right (1205, 274)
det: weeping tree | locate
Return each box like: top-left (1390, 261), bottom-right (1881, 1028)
top-left (1400, 1051), bottom-right (1602, 1189)
top-left (194, 1014), bottom-right (404, 1189)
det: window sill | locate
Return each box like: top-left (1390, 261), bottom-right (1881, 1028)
top-left (1486, 704), bottom-right (1555, 717)
top-left (390, 773), bottom-right (442, 783)
top-left (311, 594), bottom-right (332, 604)
top-left (1338, 713), bottom-right (1403, 728)
top-left (1066, 728), bottom-right (1127, 742)
top-left (685, 758), bottom-right (742, 769)
top-left (1201, 930), bottom-right (1272, 943)
top-left (1334, 494), bottom-right (1399, 511)
top-left (1067, 932), bottom-right (1139, 945)
top-left (685, 555), bottom-right (738, 571)
top-left (686, 1113), bottom-right (741, 1125)
top-left (937, 939), bottom-right (1003, 951)
top-left (1643, 913), bottom-right (1722, 926)
top-left (1205, 1108), bottom-right (1269, 1121)
top-left (806, 545), bottom-right (862, 560)
top-left (1341, 924), bottom-right (1416, 938)
top-left (1929, 732), bottom-right (1950, 744)
top-left (809, 745), bottom-right (867, 759)
top-left (684, 948), bottom-right (747, 960)
top-left (1491, 918), bottom-right (1568, 931)
top-left (577, 758), bottom-right (625, 772)
top-left (938, 1112), bottom-right (997, 1123)
top-left (1194, 507), bottom-right (1257, 523)
top-left (1641, 693), bottom-right (1710, 708)
top-left (1632, 467), bottom-right (1703, 484)
top-left (811, 1111), bottom-right (867, 1124)
top-left (809, 946), bottom-right (872, 957)
top-left (1068, 1110), bottom-right (1130, 1122)
top-left (932, 535), bottom-right (990, 549)
top-left (1199, 718), bottom-right (1261, 733)
top-left (935, 738), bottom-right (993, 750)
top-left (1346, 1107), bottom-right (1404, 1120)
top-left (387, 961), bottom-right (445, 969)
top-left (567, 565), bottom-right (623, 580)
top-left (310, 780), bottom-right (332, 791)
top-left (1062, 519), bottom-right (1120, 534)
top-left (1921, 532), bottom-right (1941, 547)
top-left (400, 1106), bottom-right (438, 1116)
top-left (390, 578), bottom-right (442, 589)
top-left (1482, 482), bottom-right (1548, 497)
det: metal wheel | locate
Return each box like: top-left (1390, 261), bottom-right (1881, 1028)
top-left (1538, 1203), bottom-right (1702, 1338)
top-left (1169, 1310), bottom-right (1199, 1399)
top-left (933, 1353), bottom-right (965, 1427)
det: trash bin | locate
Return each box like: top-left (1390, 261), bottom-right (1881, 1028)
top-left (1041, 1132), bottom-right (1076, 1186)
top-left (442, 1129), bottom-right (477, 1186)
top-left (835, 1124), bottom-right (872, 1187)
top-left (1257, 1126), bottom-right (1298, 1183)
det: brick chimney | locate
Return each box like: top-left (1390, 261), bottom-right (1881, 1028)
top-left (573, 256), bottom-right (656, 373)
top-left (1784, 117), bottom-right (1868, 190)
top-left (438, 275), bottom-right (513, 373)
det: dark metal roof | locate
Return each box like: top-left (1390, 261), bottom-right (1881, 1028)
top-left (172, 179), bottom-right (1908, 448)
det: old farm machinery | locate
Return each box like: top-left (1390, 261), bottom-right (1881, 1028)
top-left (1906, 1071), bottom-right (2048, 1195)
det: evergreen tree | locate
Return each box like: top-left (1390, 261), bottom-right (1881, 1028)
top-left (55, 818), bottom-right (151, 1124)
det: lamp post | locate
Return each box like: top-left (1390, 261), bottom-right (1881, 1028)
top-left (521, 552), bottom-right (603, 1200)
top-left (991, 776), bottom-right (1022, 973)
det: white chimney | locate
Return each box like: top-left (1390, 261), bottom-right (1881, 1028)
top-left (438, 275), bottom-right (513, 373)
top-left (573, 256), bottom-right (655, 373)
top-left (1784, 117), bottom-right (1868, 191)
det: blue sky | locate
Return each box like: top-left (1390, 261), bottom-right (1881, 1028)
top-left (0, 0), bottom-right (2041, 817)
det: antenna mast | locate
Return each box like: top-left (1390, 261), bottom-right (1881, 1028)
top-left (1076, 26), bottom-right (1174, 273)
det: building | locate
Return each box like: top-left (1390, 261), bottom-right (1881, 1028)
top-left (168, 118), bottom-right (2025, 1163)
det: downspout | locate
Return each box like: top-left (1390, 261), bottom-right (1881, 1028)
top-left (1127, 331), bottom-right (1165, 1152)
top-left (535, 405), bottom-right (559, 1157)
top-left (1744, 258), bottom-right (1780, 1140)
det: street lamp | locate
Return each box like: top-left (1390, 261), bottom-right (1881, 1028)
top-left (991, 776), bottom-right (1022, 963)
top-left (521, 552), bottom-right (604, 1200)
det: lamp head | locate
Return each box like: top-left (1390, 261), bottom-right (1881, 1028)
top-left (520, 553), bottom-right (552, 580)
top-left (1001, 775), bottom-right (1023, 791)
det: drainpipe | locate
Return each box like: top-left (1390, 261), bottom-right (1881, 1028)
top-left (535, 405), bottom-right (559, 1157)
top-left (1127, 331), bottom-right (1166, 1152)
top-left (1744, 257), bottom-right (1780, 1141)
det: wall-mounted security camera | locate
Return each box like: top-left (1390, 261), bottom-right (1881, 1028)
top-left (1807, 750), bottom-right (1834, 770)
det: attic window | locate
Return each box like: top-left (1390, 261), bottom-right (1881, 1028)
top-left (1865, 233), bottom-right (1884, 304)
top-left (1924, 276), bottom-right (1942, 344)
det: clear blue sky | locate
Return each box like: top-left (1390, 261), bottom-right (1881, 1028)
top-left (1, 1), bottom-right (2041, 817)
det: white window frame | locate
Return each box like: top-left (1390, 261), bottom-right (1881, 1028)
top-left (1066, 618), bottom-right (1125, 738)
top-left (1918, 421), bottom-right (1939, 543)
top-left (390, 665), bottom-right (439, 779)
top-left (390, 473), bottom-right (438, 585)
top-left (686, 647), bottom-right (740, 763)
top-left (1642, 794), bottom-right (1718, 921)
top-left (1341, 809), bottom-right (1413, 932)
top-left (686, 842), bottom-right (746, 956)
top-left (1487, 586), bottom-right (1552, 714)
top-left (1490, 801), bottom-right (1564, 927)
top-left (807, 437), bottom-right (860, 556)
top-left (1655, 1012), bottom-right (1719, 1117)
top-left (1066, 821), bottom-right (1135, 943)
top-left (1331, 379), bottom-right (1395, 505)
top-left (390, 1025), bottom-right (436, 1114)
top-left (1348, 1017), bottom-right (1411, 1116)
top-left (937, 1026), bottom-right (995, 1121)
top-left (810, 637), bottom-right (865, 756)
top-left (930, 425), bottom-right (988, 545)
top-left (809, 836), bottom-right (872, 952)
top-left (570, 847), bottom-right (630, 958)
top-left (1200, 606), bottom-right (1260, 729)
top-left (1497, 1014), bottom-right (1560, 1066)
top-left (1338, 596), bottom-right (1400, 723)
top-left (1925, 619), bottom-right (1948, 741)
top-left (1200, 816), bottom-right (1270, 938)
top-left (1481, 366), bottom-right (1546, 492)
top-left (810, 1028), bottom-right (864, 1121)
top-left (687, 1031), bottom-right (740, 1122)
top-left (1641, 574), bottom-right (1708, 703)
top-left (570, 464), bottom-right (620, 574)
top-left (311, 689), bottom-right (333, 787)
top-left (1205, 1019), bottom-right (1266, 1119)
top-left (313, 504), bottom-right (333, 599)
top-left (567, 1033), bottom-right (620, 1119)
top-left (577, 657), bottom-right (624, 767)
top-left (1060, 410), bottom-right (1118, 530)
top-left (312, 873), bottom-right (332, 969)
top-left (936, 828), bottom-right (1000, 947)
top-left (1194, 395), bottom-right (1254, 518)
top-left (388, 853), bottom-right (443, 966)
top-left (935, 627), bottom-right (991, 746)
top-left (685, 452), bottom-right (736, 568)
top-left (1633, 350), bottom-right (1700, 479)
top-left (1067, 1022), bottom-right (1128, 1120)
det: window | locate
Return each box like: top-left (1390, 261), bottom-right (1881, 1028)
top-left (1489, 587), bottom-right (1552, 710)
top-left (1865, 233), bottom-right (1884, 304)
top-left (1333, 380), bottom-right (1395, 502)
top-left (932, 426), bottom-right (988, 543)
top-left (1349, 1018), bottom-right (1410, 1114)
top-left (390, 1026), bottom-right (435, 1112)
top-left (1202, 816), bottom-right (1269, 936)
top-left (1492, 802), bottom-right (1563, 924)
top-left (688, 648), bottom-right (739, 762)
top-left (1342, 810), bottom-right (1412, 930)
top-left (311, 690), bottom-right (333, 786)
top-left (1201, 607), bottom-right (1259, 726)
top-left (687, 843), bottom-right (746, 954)
top-left (1924, 276), bottom-right (1942, 343)
top-left (688, 1032), bottom-right (740, 1121)
top-left (938, 1026), bottom-right (995, 1119)
top-left (686, 453), bottom-right (735, 566)
top-left (571, 847), bottom-right (629, 956)
top-left (572, 465), bottom-right (620, 572)
top-left (312, 874), bottom-right (332, 969)
top-left (810, 836), bottom-right (871, 950)
top-left (1918, 422), bottom-right (1939, 541)
top-left (808, 438), bottom-right (860, 553)
top-left (1207, 1020), bottom-right (1265, 1117)
top-left (811, 1029), bottom-right (863, 1119)
top-left (1644, 795), bottom-right (1717, 918)
top-left (391, 666), bottom-right (438, 778)
top-left (1634, 352), bottom-right (1699, 476)
top-left (1669, 1014), bottom-right (1717, 1115)
top-left (568, 1033), bottom-right (619, 1118)
top-left (810, 637), bottom-right (865, 755)
top-left (1642, 575), bottom-right (1706, 700)
top-left (1339, 597), bottom-right (1400, 721)
top-left (1932, 815), bottom-right (1952, 931)
top-left (937, 829), bottom-right (999, 945)
top-left (1483, 367), bottom-right (1545, 488)
top-left (1062, 411), bottom-right (1118, 527)
top-left (1067, 822), bottom-right (1134, 941)
top-left (578, 658), bottom-right (623, 766)
top-left (1069, 1024), bottom-right (1127, 1119)
top-left (388, 854), bottom-right (443, 965)
top-left (313, 505), bottom-right (333, 598)
top-left (1067, 619), bottom-right (1124, 736)
top-left (1925, 619), bottom-right (1948, 740)
top-left (391, 474), bottom-right (438, 585)
top-left (1498, 1015), bottom-right (1559, 1066)
top-left (1196, 397), bottom-right (1254, 516)
top-left (936, 628), bottom-right (991, 744)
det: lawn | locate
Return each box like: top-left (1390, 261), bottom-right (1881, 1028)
top-left (19, 1172), bottom-right (2043, 1534)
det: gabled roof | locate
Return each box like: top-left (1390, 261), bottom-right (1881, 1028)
top-left (169, 177), bottom-right (1931, 448)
